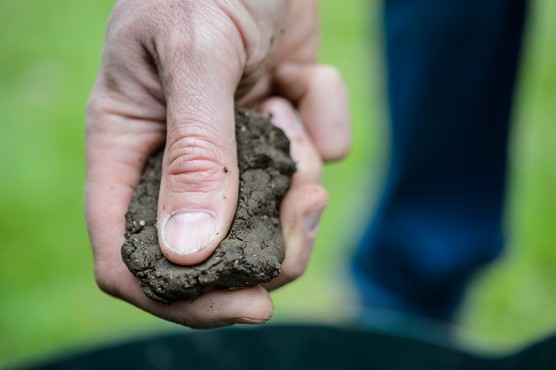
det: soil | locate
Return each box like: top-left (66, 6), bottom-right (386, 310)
top-left (121, 108), bottom-right (296, 303)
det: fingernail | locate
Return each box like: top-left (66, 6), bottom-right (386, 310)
top-left (303, 204), bottom-right (326, 238)
top-left (162, 211), bottom-right (216, 255)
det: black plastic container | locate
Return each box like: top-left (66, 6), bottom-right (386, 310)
top-left (17, 324), bottom-right (556, 370)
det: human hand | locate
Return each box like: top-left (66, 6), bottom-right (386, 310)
top-left (85, 0), bottom-right (351, 328)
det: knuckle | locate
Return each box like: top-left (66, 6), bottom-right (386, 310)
top-left (84, 95), bottom-right (120, 136)
top-left (85, 94), bottom-right (109, 127)
top-left (311, 154), bottom-right (324, 179)
top-left (85, 94), bottom-right (103, 121)
top-left (295, 147), bottom-right (323, 184)
top-left (315, 65), bottom-right (345, 87)
top-left (85, 91), bottom-right (120, 124)
top-left (165, 134), bottom-right (227, 194)
top-left (311, 65), bottom-right (349, 101)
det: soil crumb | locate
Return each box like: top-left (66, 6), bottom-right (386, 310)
top-left (121, 108), bottom-right (296, 303)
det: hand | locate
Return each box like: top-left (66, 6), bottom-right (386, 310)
top-left (85, 0), bottom-right (351, 328)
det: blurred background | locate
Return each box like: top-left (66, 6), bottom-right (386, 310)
top-left (2, 0), bottom-right (556, 366)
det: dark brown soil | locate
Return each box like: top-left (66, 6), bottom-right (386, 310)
top-left (121, 109), bottom-right (296, 303)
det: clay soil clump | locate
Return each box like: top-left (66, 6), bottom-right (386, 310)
top-left (121, 109), bottom-right (296, 303)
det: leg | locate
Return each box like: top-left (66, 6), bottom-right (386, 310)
top-left (352, 0), bottom-right (528, 321)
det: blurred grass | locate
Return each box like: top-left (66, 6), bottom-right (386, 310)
top-left (1, 0), bottom-right (556, 365)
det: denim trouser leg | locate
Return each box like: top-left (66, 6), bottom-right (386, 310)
top-left (352, 0), bottom-right (528, 321)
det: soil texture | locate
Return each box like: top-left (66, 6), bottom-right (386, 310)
top-left (121, 109), bottom-right (296, 303)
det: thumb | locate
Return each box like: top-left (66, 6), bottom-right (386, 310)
top-left (155, 35), bottom-right (242, 266)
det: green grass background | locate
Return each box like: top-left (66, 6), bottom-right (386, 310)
top-left (2, 0), bottom-right (556, 365)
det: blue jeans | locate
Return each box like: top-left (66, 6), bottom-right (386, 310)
top-left (352, 0), bottom-right (528, 321)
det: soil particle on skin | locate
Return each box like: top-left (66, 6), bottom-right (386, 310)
top-left (121, 108), bottom-right (296, 303)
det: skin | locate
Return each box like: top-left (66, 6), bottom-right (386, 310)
top-left (85, 0), bottom-right (351, 328)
